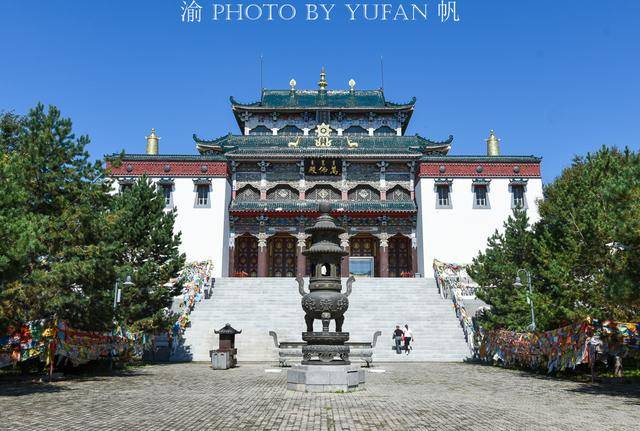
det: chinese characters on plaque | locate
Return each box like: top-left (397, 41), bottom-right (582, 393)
top-left (305, 159), bottom-right (341, 176)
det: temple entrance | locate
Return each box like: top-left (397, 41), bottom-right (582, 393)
top-left (234, 234), bottom-right (258, 277)
top-left (268, 234), bottom-right (297, 277)
top-left (388, 234), bottom-right (412, 277)
top-left (349, 234), bottom-right (379, 277)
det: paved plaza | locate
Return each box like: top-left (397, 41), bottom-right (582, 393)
top-left (1, 362), bottom-right (639, 430)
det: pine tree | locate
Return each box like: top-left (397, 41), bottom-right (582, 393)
top-left (0, 105), bottom-right (115, 329)
top-left (534, 146), bottom-right (640, 323)
top-left (109, 177), bottom-right (185, 329)
top-left (469, 146), bottom-right (640, 331)
top-left (0, 105), bottom-right (185, 332)
top-left (468, 210), bottom-right (555, 330)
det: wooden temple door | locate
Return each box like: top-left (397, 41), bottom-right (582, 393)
top-left (349, 234), bottom-right (379, 277)
top-left (388, 234), bottom-right (412, 277)
top-left (268, 234), bottom-right (297, 277)
top-left (234, 234), bottom-right (258, 277)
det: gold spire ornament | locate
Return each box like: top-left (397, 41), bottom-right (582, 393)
top-left (318, 66), bottom-right (328, 91)
top-left (486, 129), bottom-right (500, 156)
top-left (146, 128), bottom-right (160, 155)
top-left (348, 78), bottom-right (356, 94)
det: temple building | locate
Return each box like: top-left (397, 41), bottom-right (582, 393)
top-left (107, 69), bottom-right (543, 278)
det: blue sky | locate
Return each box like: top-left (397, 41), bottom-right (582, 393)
top-left (1, 1), bottom-right (639, 183)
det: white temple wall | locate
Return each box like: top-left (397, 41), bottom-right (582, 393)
top-left (111, 177), bottom-right (231, 278)
top-left (416, 177), bottom-right (543, 277)
top-left (171, 178), bottom-right (230, 277)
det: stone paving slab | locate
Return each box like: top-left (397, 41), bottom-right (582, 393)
top-left (1, 362), bottom-right (639, 430)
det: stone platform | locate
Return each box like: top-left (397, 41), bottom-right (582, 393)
top-left (287, 364), bottom-right (365, 393)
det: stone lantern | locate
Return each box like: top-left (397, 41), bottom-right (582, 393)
top-left (287, 202), bottom-right (365, 392)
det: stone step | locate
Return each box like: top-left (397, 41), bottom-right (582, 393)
top-left (172, 277), bottom-right (470, 363)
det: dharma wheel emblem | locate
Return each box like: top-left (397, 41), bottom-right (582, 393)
top-left (315, 123), bottom-right (332, 147)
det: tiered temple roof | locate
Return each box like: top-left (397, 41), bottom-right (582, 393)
top-left (230, 90), bottom-right (416, 110)
top-left (194, 134), bottom-right (452, 159)
top-left (231, 68), bottom-right (416, 133)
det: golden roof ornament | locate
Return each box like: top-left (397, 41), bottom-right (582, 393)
top-left (318, 66), bottom-right (328, 91)
top-left (146, 128), bottom-right (160, 155)
top-left (315, 123), bottom-right (332, 147)
top-left (486, 129), bottom-right (501, 156)
top-left (348, 78), bottom-right (356, 94)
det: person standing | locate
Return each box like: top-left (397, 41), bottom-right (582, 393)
top-left (403, 324), bottom-right (413, 355)
top-left (393, 325), bottom-right (404, 354)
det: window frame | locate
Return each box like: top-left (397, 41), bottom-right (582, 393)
top-left (194, 183), bottom-right (211, 208)
top-left (161, 183), bottom-right (173, 208)
top-left (434, 182), bottom-right (452, 209)
top-left (510, 183), bottom-right (527, 209)
top-left (472, 183), bottom-right (491, 209)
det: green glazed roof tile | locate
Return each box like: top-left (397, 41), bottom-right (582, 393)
top-left (230, 90), bottom-right (416, 110)
top-left (195, 134), bottom-right (452, 158)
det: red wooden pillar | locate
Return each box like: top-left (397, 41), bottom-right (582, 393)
top-left (228, 245), bottom-right (235, 277)
top-left (296, 233), bottom-right (306, 278)
top-left (379, 234), bottom-right (389, 278)
top-left (340, 233), bottom-right (350, 277)
top-left (411, 246), bottom-right (418, 276)
top-left (410, 232), bottom-right (418, 276)
top-left (257, 234), bottom-right (268, 277)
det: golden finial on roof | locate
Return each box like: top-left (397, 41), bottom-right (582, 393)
top-left (486, 129), bottom-right (501, 156)
top-left (146, 128), bottom-right (160, 155)
top-left (289, 78), bottom-right (297, 92)
top-left (318, 66), bottom-right (327, 91)
top-left (348, 78), bottom-right (356, 93)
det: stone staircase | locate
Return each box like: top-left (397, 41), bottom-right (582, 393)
top-left (172, 277), bottom-right (471, 363)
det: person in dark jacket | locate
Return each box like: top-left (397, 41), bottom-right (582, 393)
top-left (393, 325), bottom-right (404, 354)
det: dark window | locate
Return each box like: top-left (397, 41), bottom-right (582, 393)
top-left (474, 185), bottom-right (488, 208)
top-left (162, 184), bottom-right (172, 206)
top-left (120, 184), bottom-right (132, 193)
top-left (437, 185), bottom-right (450, 207)
top-left (512, 185), bottom-right (525, 208)
top-left (196, 184), bottom-right (209, 206)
